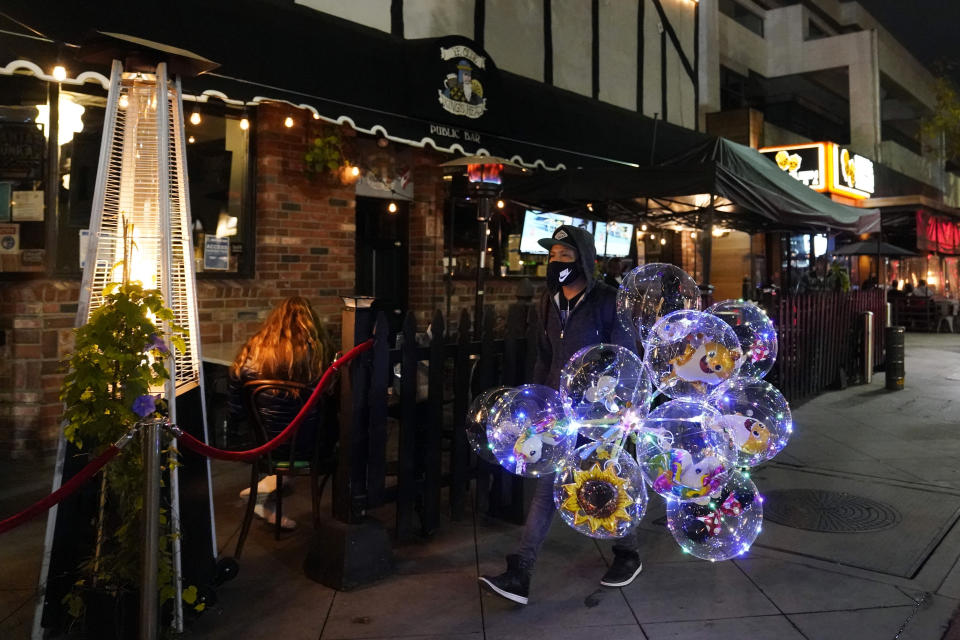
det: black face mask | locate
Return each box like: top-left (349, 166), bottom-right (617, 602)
top-left (547, 260), bottom-right (583, 293)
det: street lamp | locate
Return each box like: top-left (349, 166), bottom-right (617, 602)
top-left (439, 155), bottom-right (519, 339)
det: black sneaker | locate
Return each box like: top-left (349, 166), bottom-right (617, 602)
top-left (600, 550), bottom-right (642, 587)
top-left (478, 554), bottom-right (531, 605)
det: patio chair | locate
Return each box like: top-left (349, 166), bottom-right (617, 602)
top-left (234, 379), bottom-right (334, 558)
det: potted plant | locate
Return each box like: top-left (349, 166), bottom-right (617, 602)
top-left (59, 223), bottom-right (204, 635)
top-left (303, 126), bottom-right (359, 183)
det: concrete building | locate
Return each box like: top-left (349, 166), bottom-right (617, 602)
top-left (696, 0), bottom-right (960, 293)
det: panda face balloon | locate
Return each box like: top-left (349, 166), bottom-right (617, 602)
top-left (486, 384), bottom-right (575, 477)
top-left (616, 263), bottom-right (700, 343)
top-left (559, 344), bottom-right (652, 441)
top-left (644, 310), bottom-right (744, 401)
top-left (706, 300), bottom-right (778, 379)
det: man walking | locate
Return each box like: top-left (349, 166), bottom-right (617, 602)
top-left (478, 224), bottom-right (642, 605)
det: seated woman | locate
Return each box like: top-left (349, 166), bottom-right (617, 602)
top-left (228, 296), bottom-right (334, 529)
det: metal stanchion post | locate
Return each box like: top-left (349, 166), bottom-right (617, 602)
top-left (140, 419), bottom-right (161, 640)
top-left (863, 311), bottom-right (874, 384)
top-left (886, 302), bottom-right (892, 328)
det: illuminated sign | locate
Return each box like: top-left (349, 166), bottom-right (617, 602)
top-left (759, 142), bottom-right (875, 200)
top-left (830, 144), bottom-right (875, 198)
top-left (759, 143), bottom-right (826, 191)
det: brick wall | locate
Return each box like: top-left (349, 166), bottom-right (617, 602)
top-left (0, 282), bottom-right (80, 458)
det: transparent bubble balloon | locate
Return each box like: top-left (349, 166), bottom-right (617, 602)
top-left (666, 471), bottom-right (763, 561)
top-left (644, 310), bottom-right (744, 401)
top-left (554, 441), bottom-right (649, 539)
top-left (706, 300), bottom-right (778, 379)
top-left (637, 399), bottom-right (737, 502)
top-left (486, 384), bottom-right (575, 477)
top-left (617, 263), bottom-right (701, 343)
top-left (706, 377), bottom-right (792, 467)
top-left (559, 344), bottom-right (652, 441)
top-left (466, 387), bottom-right (516, 465)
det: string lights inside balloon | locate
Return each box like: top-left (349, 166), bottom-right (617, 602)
top-left (470, 263), bottom-right (792, 562)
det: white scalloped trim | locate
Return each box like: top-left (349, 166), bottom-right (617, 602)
top-left (0, 58), bottom-right (566, 170)
top-left (0, 59), bottom-right (110, 88)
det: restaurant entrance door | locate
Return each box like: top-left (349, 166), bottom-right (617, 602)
top-left (355, 196), bottom-right (409, 336)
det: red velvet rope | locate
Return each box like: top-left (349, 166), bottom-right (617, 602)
top-left (0, 339), bottom-right (374, 535)
top-left (175, 339), bottom-right (374, 462)
top-left (0, 444), bottom-right (120, 535)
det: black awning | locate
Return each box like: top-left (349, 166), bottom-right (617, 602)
top-left (506, 139), bottom-right (881, 233)
top-left (0, 0), bottom-right (711, 170)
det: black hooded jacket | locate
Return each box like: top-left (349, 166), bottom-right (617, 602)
top-left (532, 226), bottom-right (638, 388)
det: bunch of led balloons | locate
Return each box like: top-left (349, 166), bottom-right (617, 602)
top-left (466, 263), bottom-right (793, 562)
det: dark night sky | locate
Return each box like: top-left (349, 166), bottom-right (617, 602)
top-left (856, 0), bottom-right (960, 80)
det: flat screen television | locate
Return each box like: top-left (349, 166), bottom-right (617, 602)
top-left (594, 221), bottom-right (634, 257)
top-left (519, 210), bottom-right (593, 254)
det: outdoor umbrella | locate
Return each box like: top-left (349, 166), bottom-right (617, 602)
top-left (832, 240), bottom-right (917, 256)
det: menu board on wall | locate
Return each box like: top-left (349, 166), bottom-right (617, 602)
top-left (0, 183), bottom-right (10, 222)
top-left (0, 123), bottom-right (45, 181)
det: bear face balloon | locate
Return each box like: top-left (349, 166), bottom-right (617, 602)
top-left (644, 311), bottom-right (744, 401)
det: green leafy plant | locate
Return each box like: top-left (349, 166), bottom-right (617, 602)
top-left (304, 131), bottom-right (345, 178)
top-left (921, 77), bottom-right (960, 163)
top-left (59, 222), bottom-right (201, 632)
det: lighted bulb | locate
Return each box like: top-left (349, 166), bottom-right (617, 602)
top-left (284, 116), bottom-right (294, 128)
top-left (660, 238), bottom-right (666, 245)
top-left (650, 234), bottom-right (656, 240)
top-left (119, 94), bottom-right (129, 109)
top-left (188, 135), bottom-right (195, 144)
top-left (312, 112), bottom-right (320, 120)
top-left (350, 166), bottom-right (360, 177)
top-left (496, 199), bottom-right (505, 209)
top-left (387, 201), bottom-right (398, 214)
top-left (52, 65), bottom-right (67, 82)
top-left (239, 117), bottom-right (249, 131)
top-left (190, 111), bottom-right (201, 125)
top-left (641, 224), bottom-right (648, 231)
top-left (690, 232), bottom-right (697, 239)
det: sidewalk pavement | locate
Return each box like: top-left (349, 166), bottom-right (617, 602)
top-left (2, 333), bottom-right (960, 639)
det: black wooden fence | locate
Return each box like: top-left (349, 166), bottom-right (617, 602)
top-left (768, 289), bottom-right (886, 404)
top-left (335, 303), bottom-right (540, 541)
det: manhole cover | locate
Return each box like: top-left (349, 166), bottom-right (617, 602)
top-left (763, 489), bottom-right (901, 532)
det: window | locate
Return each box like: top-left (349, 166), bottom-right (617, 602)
top-left (183, 103), bottom-right (255, 277)
top-left (719, 0), bottom-right (764, 38)
top-left (0, 74), bottom-right (53, 275)
top-left (0, 73), bottom-right (255, 278)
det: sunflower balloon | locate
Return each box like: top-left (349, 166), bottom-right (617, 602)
top-left (554, 442), bottom-right (647, 539)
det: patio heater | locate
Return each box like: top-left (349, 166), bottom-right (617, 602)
top-left (39, 36), bottom-right (218, 638)
top-left (439, 156), bottom-right (517, 339)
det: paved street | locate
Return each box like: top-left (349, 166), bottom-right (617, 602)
top-left (2, 333), bottom-right (960, 639)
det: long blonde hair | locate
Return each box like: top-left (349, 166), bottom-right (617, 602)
top-left (231, 297), bottom-right (329, 382)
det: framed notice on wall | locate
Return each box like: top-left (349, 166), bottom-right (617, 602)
top-left (12, 190), bottom-right (44, 221)
top-left (0, 223), bottom-right (19, 253)
top-left (203, 235), bottom-right (230, 270)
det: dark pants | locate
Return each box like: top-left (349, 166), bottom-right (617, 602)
top-left (516, 474), bottom-right (641, 568)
